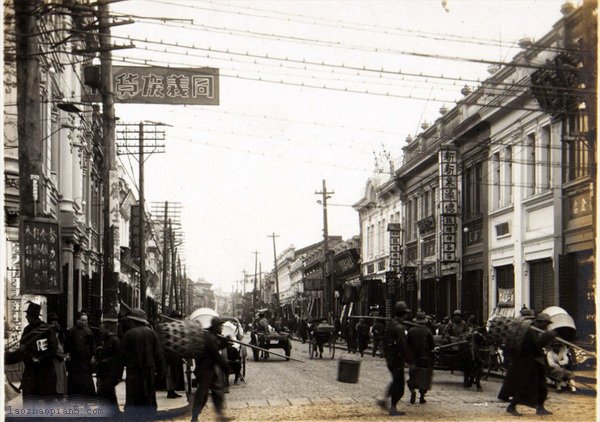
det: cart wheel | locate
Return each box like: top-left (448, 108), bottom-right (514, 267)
top-left (329, 337), bottom-right (336, 359)
top-left (308, 339), bottom-right (314, 359)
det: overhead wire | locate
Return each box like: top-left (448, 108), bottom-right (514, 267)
top-left (136, 0), bottom-right (586, 55)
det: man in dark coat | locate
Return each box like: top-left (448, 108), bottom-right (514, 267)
top-left (65, 311), bottom-right (96, 398)
top-left (297, 318), bottom-right (308, 343)
top-left (371, 318), bottom-right (386, 357)
top-left (116, 308), bottom-right (166, 420)
top-left (5, 301), bottom-right (57, 404)
top-left (191, 317), bottom-right (232, 422)
top-left (407, 311), bottom-right (435, 404)
top-left (346, 318), bottom-right (357, 353)
top-left (504, 313), bottom-right (557, 417)
top-left (95, 318), bottom-right (121, 416)
top-left (356, 318), bottom-right (370, 357)
top-left (378, 301), bottom-right (412, 416)
top-left (166, 312), bottom-right (185, 398)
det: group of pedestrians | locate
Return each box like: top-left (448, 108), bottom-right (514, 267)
top-left (5, 302), bottom-right (191, 420)
top-left (372, 301), bottom-right (564, 418)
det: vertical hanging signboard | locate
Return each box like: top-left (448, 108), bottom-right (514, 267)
top-left (20, 218), bottom-right (61, 294)
top-left (439, 147), bottom-right (458, 263)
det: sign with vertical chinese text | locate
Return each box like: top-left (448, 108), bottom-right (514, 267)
top-left (439, 147), bottom-right (458, 262)
top-left (111, 66), bottom-right (219, 105)
top-left (21, 219), bottom-right (61, 294)
top-left (387, 223), bottom-right (402, 273)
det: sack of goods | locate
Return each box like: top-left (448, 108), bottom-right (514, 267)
top-left (486, 316), bottom-right (533, 355)
top-left (157, 319), bottom-right (205, 358)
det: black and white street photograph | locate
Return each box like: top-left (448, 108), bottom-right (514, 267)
top-left (2, 0), bottom-right (597, 421)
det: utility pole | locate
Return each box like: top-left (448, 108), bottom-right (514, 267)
top-left (268, 233), bottom-right (280, 315)
top-left (315, 180), bottom-right (334, 319)
top-left (15, 0), bottom-right (42, 219)
top-left (161, 202), bottom-right (169, 313)
top-left (98, 0), bottom-right (119, 320)
top-left (253, 250), bottom-right (260, 314)
top-left (116, 122), bottom-right (165, 311)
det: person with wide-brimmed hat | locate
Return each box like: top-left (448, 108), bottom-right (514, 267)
top-left (191, 316), bottom-right (233, 422)
top-left (115, 308), bottom-right (166, 420)
top-left (406, 311), bottom-right (435, 405)
top-left (5, 301), bottom-right (58, 403)
top-left (377, 301), bottom-right (413, 416)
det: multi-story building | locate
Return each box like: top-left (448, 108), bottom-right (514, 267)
top-left (354, 170), bottom-right (403, 317)
top-left (3, 3), bottom-right (106, 341)
top-left (387, 1), bottom-right (596, 343)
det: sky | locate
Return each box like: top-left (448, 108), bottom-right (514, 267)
top-left (108, 0), bottom-right (569, 292)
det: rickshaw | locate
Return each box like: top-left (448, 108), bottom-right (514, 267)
top-left (308, 321), bottom-right (336, 359)
top-left (221, 317), bottom-right (247, 381)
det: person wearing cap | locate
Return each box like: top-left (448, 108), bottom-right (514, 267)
top-left (48, 312), bottom-right (67, 396)
top-left (115, 308), bottom-right (166, 420)
top-left (191, 316), bottom-right (233, 422)
top-left (504, 312), bottom-right (557, 417)
top-left (377, 301), bottom-right (413, 416)
top-left (65, 311), bottom-right (96, 398)
top-left (442, 309), bottom-right (468, 341)
top-left (5, 301), bottom-right (58, 403)
top-left (406, 311), bottom-right (435, 405)
top-left (95, 318), bottom-right (121, 416)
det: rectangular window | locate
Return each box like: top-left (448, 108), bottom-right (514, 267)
top-left (492, 152), bottom-right (501, 209)
top-left (503, 146), bottom-right (512, 205)
top-left (463, 162), bottom-right (482, 219)
top-left (541, 125), bottom-right (551, 191)
top-left (423, 190), bottom-right (429, 217)
top-left (527, 133), bottom-right (536, 196)
top-left (495, 222), bottom-right (509, 237)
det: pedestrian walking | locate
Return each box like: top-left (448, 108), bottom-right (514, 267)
top-left (48, 312), bottom-right (67, 397)
top-left (298, 318), bottom-right (308, 344)
top-left (65, 311), bottom-right (96, 398)
top-left (356, 318), bottom-right (370, 357)
top-left (406, 311), bottom-right (435, 405)
top-left (371, 318), bottom-right (386, 357)
top-left (502, 313), bottom-right (557, 417)
top-left (166, 312), bottom-right (185, 399)
top-left (95, 318), bottom-right (121, 416)
top-left (377, 301), bottom-right (412, 416)
top-left (116, 308), bottom-right (166, 420)
top-left (190, 317), bottom-right (233, 422)
top-left (346, 319), bottom-right (357, 353)
top-left (4, 301), bottom-right (58, 405)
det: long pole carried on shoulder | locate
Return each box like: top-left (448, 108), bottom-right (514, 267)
top-left (217, 335), bottom-right (304, 363)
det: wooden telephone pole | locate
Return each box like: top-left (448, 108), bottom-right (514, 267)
top-left (315, 180), bottom-right (334, 319)
top-left (268, 233), bottom-right (280, 315)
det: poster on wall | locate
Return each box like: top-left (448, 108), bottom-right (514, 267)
top-left (20, 218), bottom-right (61, 295)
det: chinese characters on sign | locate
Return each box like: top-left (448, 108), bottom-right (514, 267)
top-left (112, 66), bottom-right (219, 105)
top-left (21, 219), bottom-right (61, 295)
top-left (439, 148), bottom-right (458, 263)
top-left (387, 223), bottom-right (402, 273)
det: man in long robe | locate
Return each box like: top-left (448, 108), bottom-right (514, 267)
top-left (5, 301), bottom-right (57, 405)
top-left (65, 311), bottom-right (96, 398)
top-left (503, 313), bottom-right (556, 417)
top-left (116, 308), bottom-right (166, 420)
top-left (407, 311), bottom-right (435, 404)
